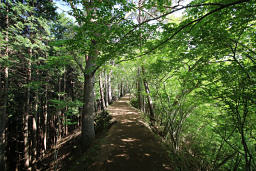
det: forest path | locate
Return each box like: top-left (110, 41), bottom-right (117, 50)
top-left (70, 95), bottom-right (172, 171)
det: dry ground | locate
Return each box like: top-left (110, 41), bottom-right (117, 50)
top-left (68, 96), bottom-right (172, 171)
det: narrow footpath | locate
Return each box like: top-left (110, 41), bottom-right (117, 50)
top-left (70, 96), bottom-right (172, 171)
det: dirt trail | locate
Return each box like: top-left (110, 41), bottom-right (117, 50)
top-left (70, 96), bottom-right (172, 171)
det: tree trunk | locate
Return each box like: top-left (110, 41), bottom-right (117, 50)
top-left (99, 73), bottom-right (106, 111)
top-left (240, 124), bottom-right (251, 171)
top-left (141, 66), bottom-right (155, 126)
top-left (23, 48), bottom-right (32, 169)
top-left (108, 69), bottom-right (112, 104)
top-left (63, 68), bottom-right (68, 135)
top-left (31, 112), bottom-right (37, 164)
top-left (58, 78), bottom-right (62, 139)
top-left (37, 100), bottom-right (42, 159)
top-left (137, 68), bottom-right (143, 110)
top-left (43, 84), bottom-right (48, 153)
top-left (104, 71), bottom-right (109, 107)
top-left (120, 81), bottom-right (123, 97)
top-left (0, 5), bottom-right (9, 170)
top-left (0, 67), bottom-right (8, 171)
top-left (31, 68), bottom-right (39, 165)
top-left (81, 41), bottom-right (98, 150)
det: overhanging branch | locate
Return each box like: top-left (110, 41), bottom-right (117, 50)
top-left (139, 0), bottom-right (250, 57)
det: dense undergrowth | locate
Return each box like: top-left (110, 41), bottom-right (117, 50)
top-left (130, 93), bottom-right (255, 171)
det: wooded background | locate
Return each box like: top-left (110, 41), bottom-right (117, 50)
top-left (0, 0), bottom-right (255, 170)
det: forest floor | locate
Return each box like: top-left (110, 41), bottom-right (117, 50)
top-left (66, 95), bottom-right (173, 171)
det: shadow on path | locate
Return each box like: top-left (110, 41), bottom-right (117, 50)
top-left (71, 96), bottom-right (172, 171)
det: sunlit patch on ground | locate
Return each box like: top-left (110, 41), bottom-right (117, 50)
top-left (126, 111), bottom-right (137, 114)
top-left (162, 163), bottom-right (172, 170)
top-left (106, 159), bottom-right (112, 163)
top-left (144, 153), bottom-right (151, 157)
top-left (120, 119), bottom-right (133, 123)
top-left (74, 95), bottom-right (173, 171)
top-left (121, 138), bottom-right (139, 142)
top-left (114, 153), bottom-right (129, 159)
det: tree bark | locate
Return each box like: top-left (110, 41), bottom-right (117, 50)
top-left (81, 41), bottom-right (98, 150)
top-left (63, 68), bottom-right (68, 135)
top-left (0, 67), bottom-right (8, 171)
top-left (104, 71), bottom-right (109, 107)
top-left (31, 68), bottom-right (39, 165)
top-left (120, 81), bottom-right (123, 97)
top-left (58, 77), bottom-right (62, 139)
top-left (99, 72), bottom-right (106, 111)
top-left (43, 83), bottom-right (48, 153)
top-left (0, 5), bottom-right (9, 170)
top-left (137, 68), bottom-right (143, 110)
top-left (108, 69), bottom-right (112, 104)
top-left (23, 48), bottom-right (32, 169)
top-left (141, 66), bottom-right (155, 126)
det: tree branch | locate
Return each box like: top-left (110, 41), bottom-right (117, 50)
top-left (122, 0), bottom-right (248, 41)
top-left (72, 52), bottom-right (85, 73)
top-left (139, 0), bottom-right (250, 57)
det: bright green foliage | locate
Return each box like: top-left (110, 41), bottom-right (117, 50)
top-left (1, 0), bottom-right (255, 170)
top-left (129, 0), bottom-right (256, 170)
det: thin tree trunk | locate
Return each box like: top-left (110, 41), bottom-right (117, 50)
top-left (43, 84), bottom-right (48, 153)
top-left (99, 73), bottom-right (106, 111)
top-left (58, 78), bottom-right (62, 139)
top-left (141, 66), bottom-right (155, 126)
top-left (37, 100), bottom-right (42, 159)
top-left (240, 125), bottom-right (251, 171)
top-left (120, 81), bottom-right (123, 97)
top-left (137, 68), bottom-right (143, 110)
top-left (93, 90), bottom-right (98, 112)
top-left (31, 69), bottom-right (39, 165)
top-left (0, 68), bottom-right (8, 171)
top-left (0, 5), bottom-right (9, 170)
top-left (104, 71), bottom-right (109, 107)
top-left (81, 41), bottom-right (98, 150)
top-left (117, 84), bottom-right (120, 98)
top-left (63, 68), bottom-right (68, 135)
top-left (31, 112), bottom-right (37, 164)
top-left (24, 48), bottom-right (32, 169)
top-left (108, 69), bottom-right (112, 104)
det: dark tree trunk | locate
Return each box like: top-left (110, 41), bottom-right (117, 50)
top-left (120, 81), bottom-right (123, 97)
top-left (137, 68), bottom-right (143, 110)
top-left (0, 67), bottom-right (8, 171)
top-left (0, 5), bottom-right (9, 170)
top-left (23, 48), bottom-right (32, 169)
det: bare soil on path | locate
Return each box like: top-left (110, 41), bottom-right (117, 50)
top-left (69, 96), bottom-right (172, 171)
